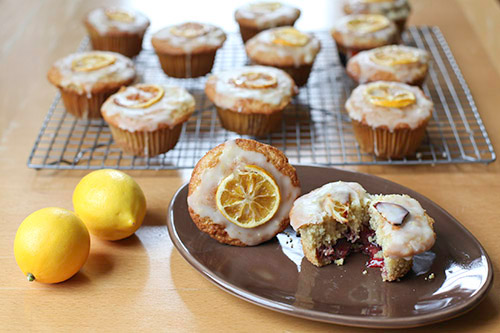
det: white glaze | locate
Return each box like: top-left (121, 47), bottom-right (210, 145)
top-left (345, 81), bottom-right (433, 131)
top-left (235, 2), bottom-right (300, 29)
top-left (332, 14), bottom-right (397, 48)
top-left (87, 7), bottom-right (150, 35)
top-left (101, 85), bottom-right (195, 132)
top-left (246, 27), bottom-right (321, 67)
top-left (152, 23), bottom-right (226, 53)
top-left (345, 0), bottom-right (411, 21)
top-left (187, 140), bottom-right (301, 246)
top-left (369, 194), bottom-right (435, 258)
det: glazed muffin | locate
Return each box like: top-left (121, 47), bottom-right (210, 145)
top-left (188, 138), bottom-right (301, 246)
top-left (345, 81), bottom-right (433, 158)
top-left (347, 45), bottom-right (430, 86)
top-left (84, 7), bottom-right (150, 57)
top-left (151, 22), bottom-right (226, 78)
top-left (246, 27), bottom-right (321, 86)
top-left (101, 84), bottom-right (195, 156)
top-left (343, 0), bottom-right (411, 35)
top-left (331, 14), bottom-right (398, 67)
top-left (290, 181), bottom-right (436, 281)
top-left (235, 2), bottom-right (301, 43)
top-left (205, 66), bottom-right (297, 136)
top-left (47, 51), bottom-right (136, 118)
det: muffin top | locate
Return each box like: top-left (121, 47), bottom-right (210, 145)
top-left (347, 45), bottom-right (430, 84)
top-left (235, 2), bottom-right (301, 29)
top-left (101, 84), bottom-right (195, 132)
top-left (47, 51), bottom-right (136, 96)
top-left (345, 81), bottom-right (433, 130)
top-left (246, 27), bottom-right (321, 67)
top-left (151, 22), bottom-right (226, 55)
top-left (331, 14), bottom-right (397, 49)
top-left (85, 7), bottom-right (150, 35)
top-left (205, 65), bottom-right (297, 114)
top-left (344, 0), bottom-right (411, 21)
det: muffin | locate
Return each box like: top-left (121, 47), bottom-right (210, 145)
top-left (205, 65), bottom-right (297, 136)
top-left (47, 51), bottom-right (136, 118)
top-left (289, 181), bottom-right (436, 281)
top-left (347, 45), bottom-right (430, 86)
top-left (235, 2), bottom-right (301, 43)
top-left (331, 14), bottom-right (398, 67)
top-left (84, 7), bottom-right (150, 57)
top-left (246, 27), bottom-right (321, 86)
top-left (101, 84), bottom-right (195, 156)
top-left (151, 22), bottom-right (226, 78)
top-left (345, 81), bottom-right (433, 158)
top-left (343, 0), bottom-right (411, 35)
top-left (188, 138), bottom-right (301, 246)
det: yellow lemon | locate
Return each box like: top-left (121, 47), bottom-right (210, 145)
top-left (113, 84), bottom-right (165, 109)
top-left (365, 83), bottom-right (416, 108)
top-left (73, 169), bottom-right (146, 241)
top-left (14, 207), bottom-right (90, 284)
top-left (216, 165), bottom-right (281, 228)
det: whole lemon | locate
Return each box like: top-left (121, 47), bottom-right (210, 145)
top-left (73, 169), bottom-right (146, 241)
top-left (14, 207), bottom-right (91, 283)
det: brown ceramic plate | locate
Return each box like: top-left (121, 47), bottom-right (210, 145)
top-left (167, 165), bottom-right (493, 328)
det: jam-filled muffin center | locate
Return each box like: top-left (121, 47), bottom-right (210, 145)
top-left (104, 9), bottom-right (135, 23)
top-left (230, 72), bottom-right (278, 89)
top-left (272, 27), bottom-right (310, 46)
top-left (364, 83), bottom-right (416, 108)
top-left (249, 2), bottom-right (283, 14)
top-left (371, 47), bottom-right (418, 66)
top-left (346, 14), bottom-right (390, 33)
top-left (113, 84), bottom-right (165, 109)
top-left (170, 22), bottom-right (209, 38)
top-left (71, 53), bottom-right (116, 72)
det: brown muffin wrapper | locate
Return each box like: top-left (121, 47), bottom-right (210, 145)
top-left (108, 123), bottom-right (184, 157)
top-left (394, 18), bottom-right (408, 36)
top-left (351, 119), bottom-right (428, 159)
top-left (238, 21), bottom-right (298, 43)
top-left (86, 26), bottom-right (144, 58)
top-left (216, 107), bottom-right (282, 136)
top-left (155, 51), bottom-right (217, 78)
top-left (59, 89), bottom-right (116, 119)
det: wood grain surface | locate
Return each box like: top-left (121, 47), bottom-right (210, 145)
top-left (1, 0), bottom-right (499, 331)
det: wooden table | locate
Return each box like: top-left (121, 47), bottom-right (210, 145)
top-left (1, 0), bottom-right (499, 331)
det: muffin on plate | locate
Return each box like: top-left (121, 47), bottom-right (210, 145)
top-left (346, 45), bottom-right (430, 86)
top-left (345, 81), bottom-right (433, 158)
top-left (205, 65), bottom-right (297, 136)
top-left (101, 84), bottom-right (195, 156)
top-left (331, 14), bottom-right (398, 67)
top-left (151, 22), bottom-right (226, 78)
top-left (235, 2), bottom-right (301, 43)
top-left (188, 138), bottom-right (301, 246)
top-left (343, 0), bottom-right (411, 35)
top-left (289, 181), bottom-right (436, 281)
top-left (47, 51), bottom-right (136, 118)
top-left (246, 27), bottom-right (321, 86)
top-left (84, 7), bottom-right (150, 57)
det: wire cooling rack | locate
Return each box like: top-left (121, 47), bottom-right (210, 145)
top-left (28, 26), bottom-right (495, 170)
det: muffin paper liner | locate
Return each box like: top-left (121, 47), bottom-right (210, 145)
top-left (59, 89), bottom-right (115, 119)
top-left (155, 51), bottom-right (216, 78)
top-left (87, 26), bottom-right (144, 58)
top-left (216, 107), bottom-right (282, 136)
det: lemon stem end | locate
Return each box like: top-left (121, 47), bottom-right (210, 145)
top-left (27, 273), bottom-right (35, 282)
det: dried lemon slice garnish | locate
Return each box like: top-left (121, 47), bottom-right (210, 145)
top-left (365, 83), bottom-right (416, 108)
top-left (272, 27), bottom-right (310, 47)
top-left (170, 22), bottom-right (209, 38)
top-left (113, 84), bottom-right (165, 109)
top-left (322, 192), bottom-right (350, 224)
top-left (250, 2), bottom-right (283, 12)
top-left (71, 53), bottom-right (116, 72)
top-left (230, 72), bottom-right (278, 89)
top-left (371, 46), bottom-right (418, 66)
top-left (105, 9), bottom-right (135, 23)
top-left (216, 165), bottom-right (281, 229)
top-left (346, 14), bottom-right (390, 33)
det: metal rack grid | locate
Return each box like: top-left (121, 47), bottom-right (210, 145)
top-left (28, 26), bottom-right (495, 170)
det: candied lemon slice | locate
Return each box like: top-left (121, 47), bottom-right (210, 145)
top-left (216, 165), bottom-right (281, 228)
top-left (72, 53), bottom-right (116, 72)
top-left (113, 84), bottom-right (165, 109)
top-left (105, 9), bottom-right (135, 23)
top-left (250, 2), bottom-right (282, 12)
top-left (272, 27), bottom-right (310, 46)
top-left (371, 47), bottom-right (418, 66)
top-left (170, 22), bottom-right (208, 38)
top-left (230, 72), bottom-right (278, 89)
top-left (365, 83), bottom-right (416, 108)
top-left (321, 193), bottom-right (350, 224)
top-left (346, 15), bottom-right (390, 33)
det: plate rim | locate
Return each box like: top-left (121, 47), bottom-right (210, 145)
top-left (167, 165), bottom-right (494, 328)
